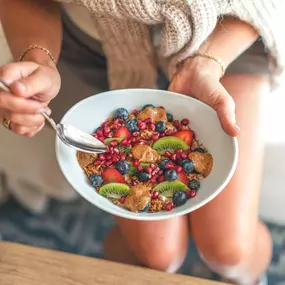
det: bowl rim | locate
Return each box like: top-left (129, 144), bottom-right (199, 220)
top-left (55, 88), bottom-right (238, 221)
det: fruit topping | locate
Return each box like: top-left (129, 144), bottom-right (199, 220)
top-left (177, 171), bottom-right (189, 185)
top-left (126, 118), bottom-right (139, 133)
top-left (138, 171), bottom-right (150, 182)
top-left (188, 152), bottom-right (213, 177)
top-left (173, 190), bottom-right (188, 206)
top-left (102, 168), bottom-right (126, 184)
top-left (115, 108), bottom-right (129, 120)
top-left (194, 147), bottom-right (206, 153)
top-left (142, 104), bottom-right (155, 110)
top-left (115, 161), bottom-right (130, 175)
top-left (99, 183), bottom-right (130, 198)
top-left (89, 174), bottom-right (103, 187)
top-left (154, 181), bottom-right (188, 197)
top-left (166, 113), bottom-right (173, 122)
top-left (114, 126), bottom-right (131, 139)
top-left (164, 169), bottom-right (178, 181)
top-left (155, 120), bottom-right (166, 133)
top-left (137, 107), bottom-right (167, 123)
top-left (152, 136), bottom-right (190, 155)
top-left (181, 159), bottom-right (195, 173)
top-left (189, 179), bottom-right (201, 191)
top-left (172, 130), bottom-right (194, 146)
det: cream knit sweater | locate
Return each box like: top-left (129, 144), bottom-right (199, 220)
top-left (57, 0), bottom-right (284, 88)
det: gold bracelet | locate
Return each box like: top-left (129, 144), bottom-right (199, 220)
top-left (192, 52), bottom-right (225, 78)
top-left (18, 45), bottom-right (56, 65)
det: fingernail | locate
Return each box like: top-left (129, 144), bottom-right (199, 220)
top-left (14, 81), bottom-right (26, 92)
top-left (235, 124), bottom-right (240, 132)
top-left (36, 108), bottom-right (52, 116)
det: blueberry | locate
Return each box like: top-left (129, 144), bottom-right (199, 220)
top-left (155, 120), bottom-right (166, 133)
top-left (173, 191), bottom-right (188, 206)
top-left (139, 203), bottom-right (150, 213)
top-left (142, 104), bottom-right (155, 110)
top-left (159, 159), bottom-right (171, 171)
top-left (189, 179), bottom-right (200, 190)
top-left (115, 108), bottom-right (129, 120)
top-left (182, 159), bottom-right (195, 173)
top-left (115, 161), bottom-right (130, 175)
top-left (167, 113), bottom-right (173, 122)
top-left (194, 148), bottom-right (206, 153)
top-left (164, 169), bottom-right (178, 181)
top-left (90, 174), bottom-right (103, 187)
top-left (126, 118), bottom-right (139, 133)
top-left (138, 172), bottom-right (150, 182)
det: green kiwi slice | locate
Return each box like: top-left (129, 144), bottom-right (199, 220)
top-left (104, 138), bottom-right (123, 144)
top-left (99, 183), bottom-right (130, 198)
top-left (153, 181), bottom-right (188, 197)
top-left (152, 136), bottom-right (189, 155)
top-left (104, 138), bottom-right (131, 154)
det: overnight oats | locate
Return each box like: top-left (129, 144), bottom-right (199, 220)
top-left (76, 105), bottom-right (213, 213)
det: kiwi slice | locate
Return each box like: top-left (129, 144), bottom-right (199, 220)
top-left (99, 183), bottom-right (130, 198)
top-left (154, 181), bottom-right (188, 197)
top-left (104, 138), bottom-right (131, 153)
top-left (152, 136), bottom-right (189, 154)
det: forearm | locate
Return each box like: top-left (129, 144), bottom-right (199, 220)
top-left (198, 16), bottom-right (259, 68)
top-left (0, 0), bottom-right (62, 66)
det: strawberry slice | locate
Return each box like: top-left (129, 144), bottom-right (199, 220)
top-left (114, 127), bottom-right (131, 139)
top-left (172, 130), bottom-right (194, 146)
top-left (102, 168), bottom-right (126, 184)
top-left (177, 171), bottom-right (189, 185)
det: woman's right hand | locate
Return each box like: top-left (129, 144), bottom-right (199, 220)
top-left (0, 61), bottom-right (61, 137)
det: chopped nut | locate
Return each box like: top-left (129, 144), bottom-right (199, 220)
top-left (188, 152), bottom-right (213, 177)
top-left (149, 199), bottom-right (165, 213)
top-left (137, 107), bottom-right (167, 123)
top-left (132, 144), bottom-right (160, 163)
top-left (187, 173), bottom-right (204, 181)
top-left (76, 151), bottom-right (98, 169)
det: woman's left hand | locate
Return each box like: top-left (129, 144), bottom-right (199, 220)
top-left (169, 56), bottom-right (240, 137)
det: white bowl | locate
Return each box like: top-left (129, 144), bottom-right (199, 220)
top-left (56, 89), bottom-right (238, 221)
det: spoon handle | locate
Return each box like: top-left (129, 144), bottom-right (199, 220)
top-left (0, 79), bottom-right (57, 131)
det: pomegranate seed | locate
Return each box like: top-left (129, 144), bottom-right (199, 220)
top-left (176, 149), bottom-right (183, 154)
top-left (157, 176), bottom-right (165, 182)
top-left (113, 148), bottom-right (120, 154)
top-left (137, 165), bottom-right (143, 172)
top-left (144, 118), bottom-right (152, 124)
top-left (151, 134), bottom-right (159, 141)
top-left (152, 191), bottom-right (159, 199)
top-left (133, 160), bottom-right (139, 167)
top-left (106, 161), bottom-right (113, 166)
top-left (103, 126), bottom-right (111, 134)
top-left (181, 119), bottom-right (189, 125)
top-left (148, 123), bottom-right (155, 131)
top-left (159, 106), bottom-right (165, 110)
top-left (99, 154), bottom-right (106, 161)
top-left (159, 133), bottom-right (165, 138)
top-left (192, 132), bottom-right (196, 139)
top-left (138, 139), bottom-right (148, 145)
top-left (97, 128), bottom-right (103, 136)
top-left (165, 203), bottom-right (173, 211)
top-left (129, 137), bottom-right (136, 143)
top-left (106, 154), bottom-right (112, 161)
top-left (152, 168), bottom-right (160, 175)
top-left (107, 132), bottom-right (114, 138)
top-left (98, 137), bottom-right (105, 142)
top-left (114, 118), bottom-right (120, 124)
top-left (190, 190), bottom-right (197, 198)
top-left (112, 156), bottom-right (119, 163)
top-left (151, 177), bottom-right (157, 183)
top-left (171, 154), bottom-right (177, 161)
top-left (181, 153), bottom-right (187, 159)
top-left (175, 166), bottom-right (183, 173)
top-left (185, 149), bottom-right (191, 154)
top-left (165, 151), bottom-right (172, 158)
top-left (186, 190), bottom-right (192, 198)
top-left (138, 121), bottom-right (146, 130)
top-left (120, 153), bottom-right (126, 160)
top-left (94, 160), bottom-right (101, 166)
top-left (102, 121), bottom-right (109, 128)
top-left (121, 139), bottom-right (128, 146)
top-left (113, 124), bottom-right (119, 130)
top-left (119, 196), bottom-right (125, 204)
top-left (158, 170), bottom-right (164, 176)
top-left (150, 164), bottom-right (156, 170)
top-left (173, 120), bottom-right (180, 128)
top-left (133, 131), bottom-right (140, 137)
top-left (149, 190), bottom-right (153, 194)
top-left (146, 166), bottom-right (152, 174)
top-left (92, 133), bottom-right (98, 138)
top-left (165, 162), bottom-right (174, 169)
top-left (132, 181), bottom-right (139, 186)
top-left (165, 130), bottom-right (173, 136)
top-left (126, 142), bottom-right (131, 147)
top-left (110, 140), bottom-right (118, 147)
top-left (132, 109), bottom-right (139, 115)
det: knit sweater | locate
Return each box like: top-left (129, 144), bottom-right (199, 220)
top-left (56, 0), bottom-right (285, 89)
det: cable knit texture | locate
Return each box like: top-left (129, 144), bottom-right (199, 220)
top-left (56, 0), bottom-right (285, 89)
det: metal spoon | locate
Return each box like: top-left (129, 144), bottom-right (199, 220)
top-left (0, 80), bottom-right (106, 154)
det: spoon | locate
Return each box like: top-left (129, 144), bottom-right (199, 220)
top-left (0, 80), bottom-right (107, 154)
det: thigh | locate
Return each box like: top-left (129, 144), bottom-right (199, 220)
top-left (190, 75), bottom-right (270, 259)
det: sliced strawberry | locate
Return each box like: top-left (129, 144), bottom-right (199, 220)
top-left (114, 127), bottom-right (131, 139)
top-left (172, 130), bottom-right (194, 146)
top-left (177, 171), bottom-right (189, 185)
top-left (102, 168), bottom-right (126, 184)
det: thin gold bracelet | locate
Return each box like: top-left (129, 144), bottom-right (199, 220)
top-left (192, 52), bottom-right (225, 78)
top-left (18, 45), bottom-right (56, 65)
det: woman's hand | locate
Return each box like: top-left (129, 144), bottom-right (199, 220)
top-left (0, 61), bottom-right (61, 137)
top-left (169, 56), bottom-right (239, 137)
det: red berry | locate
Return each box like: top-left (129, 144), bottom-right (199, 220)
top-left (99, 154), bottom-right (106, 161)
top-left (165, 151), bottom-right (172, 158)
top-left (113, 148), bottom-right (120, 154)
top-left (171, 154), bottom-right (177, 161)
top-left (152, 168), bottom-right (160, 175)
top-left (186, 190), bottom-right (192, 198)
top-left (173, 120), bottom-right (180, 128)
top-left (159, 106), bottom-right (165, 110)
top-left (106, 161), bottom-right (113, 166)
top-left (175, 166), bottom-right (183, 173)
top-left (157, 176), bottom-right (165, 182)
top-left (133, 160), bottom-right (139, 167)
top-left (181, 119), bottom-right (189, 125)
top-left (137, 165), bottom-right (143, 172)
top-left (120, 153), bottom-right (126, 160)
top-left (98, 136), bottom-right (105, 142)
top-left (165, 203), bottom-right (173, 211)
top-left (144, 118), bottom-right (152, 124)
top-left (114, 118), bottom-right (121, 124)
top-left (94, 160), bottom-right (101, 166)
top-left (126, 142), bottom-right (131, 147)
top-left (148, 123), bottom-right (155, 131)
top-left (151, 191), bottom-right (159, 199)
top-left (151, 177), bottom-right (157, 183)
top-left (92, 133), bottom-right (98, 138)
top-left (132, 109), bottom-right (139, 115)
top-left (97, 129), bottom-right (103, 136)
top-left (190, 190), bottom-right (197, 197)
top-left (138, 121), bottom-right (146, 130)
top-left (165, 162), bottom-right (174, 169)
top-left (146, 166), bottom-right (152, 174)
top-left (133, 131), bottom-right (140, 137)
top-left (102, 121), bottom-right (109, 128)
top-left (181, 153), bottom-right (187, 159)
top-left (119, 196), bottom-right (125, 204)
top-left (151, 134), bottom-right (159, 141)
top-left (158, 170), bottom-right (164, 176)
top-left (110, 140), bottom-right (118, 147)
top-left (112, 156), bottom-right (119, 163)
top-left (106, 154), bottom-right (112, 161)
top-left (129, 137), bottom-right (136, 143)
top-left (176, 149), bottom-right (183, 154)
top-left (121, 139), bottom-right (128, 146)
top-left (107, 132), bottom-right (114, 138)
top-left (103, 127), bottom-right (111, 134)
top-left (150, 164), bottom-right (156, 170)
top-left (166, 130), bottom-right (173, 136)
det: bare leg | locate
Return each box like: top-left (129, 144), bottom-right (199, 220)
top-left (190, 75), bottom-right (272, 284)
top-left (104, 216), bottom-right (189, 272)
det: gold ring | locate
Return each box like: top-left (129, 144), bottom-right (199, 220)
top-left (2, 118), bottom-right (11, 130)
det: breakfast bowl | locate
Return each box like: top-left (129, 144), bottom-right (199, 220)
top-left (55, 89), bottom-right (238, 221)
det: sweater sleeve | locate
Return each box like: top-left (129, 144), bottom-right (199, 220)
top-left (224, 0), bottom-right (285, 79)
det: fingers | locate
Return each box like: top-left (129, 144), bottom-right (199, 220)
top-left (10, 122), bottom-right (45, 137)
